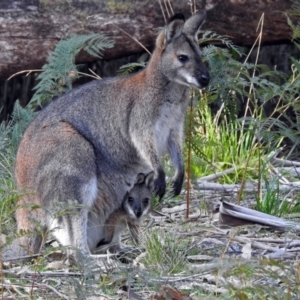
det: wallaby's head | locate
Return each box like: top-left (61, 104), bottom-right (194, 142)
top-left (123, 172), bottom-right (153, 219)
top-left (154, 11), bottom-right (209, 89)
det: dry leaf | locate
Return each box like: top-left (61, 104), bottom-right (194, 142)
top-left (151, 285), bottom-right (193, 300)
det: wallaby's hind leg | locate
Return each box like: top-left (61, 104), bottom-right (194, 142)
top-left (15, 121), bottom-right (98, 261)
top-left (48, 177), bottom-right (98, 258)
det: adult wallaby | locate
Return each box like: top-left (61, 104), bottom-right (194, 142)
top-left (96, 172), bottom-right (153, 254)
top-left (13, 11), bottom-right (209, 262)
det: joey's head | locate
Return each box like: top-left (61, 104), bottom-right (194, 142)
top-left (123, 172), bottom-right (153, 219)
top-left (155, 11), bottom-right (210, 89)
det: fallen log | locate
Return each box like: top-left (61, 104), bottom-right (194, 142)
top-left (0, 0), bottom-right (293, 80)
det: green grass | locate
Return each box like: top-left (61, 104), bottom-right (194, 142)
top-left (140, 227), bottom-right (188, 275)
top-left (186, 96), bottom-right (262, 184)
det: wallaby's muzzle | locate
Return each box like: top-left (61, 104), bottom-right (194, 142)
top-left (200, 71), bottom-right (210, 87)
top-left (134, 206), bottom-right (143, 218)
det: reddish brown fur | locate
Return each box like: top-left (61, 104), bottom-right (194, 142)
top-left (15, 122), bottom-right (87, 242)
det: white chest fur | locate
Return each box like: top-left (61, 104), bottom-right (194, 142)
top-left (154, 101), bottom-right (184, 156)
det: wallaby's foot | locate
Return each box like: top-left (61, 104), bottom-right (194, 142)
top-left (152, 169), bottom-right (166, 199)
top-left (171, 172), bottom-right (184, 197)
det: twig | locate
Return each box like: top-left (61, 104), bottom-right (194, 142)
top-left (187, 282), bottom-right (228, 294)
top-left (77, 71), bottom-right (100, 80)
top-left (232, 236), bottom-right (280, 252)
top-left (167, 0), bottom-right (174, 15)
top-left (2, 283), bottom-right (27, 297)
top-left (163, 0), bottom-right (170, 18)
top-left (28, 281), bottom-right (69, 300)
top-left (3, 270), bottom-right (81, 277)
top-left (7, 68), bottom-right (101, 81)
top-left (195, 180), bottom-right (300, 192)
top-left (271, 157), bottom-right (300, 167)
top-left (276, 167), bottom-right (300, 178)
top-left (197, 167), bottom-right (236, 182)
top-left (149, 264), bottom-right (221, 282)
top-left (112, 24), bottom-right (151, 55)
top-left (2, 253), bottom-right (40, 262)
top-left (88, 68), bottom-right (101, 79)
top-left (269, 164), bottom-right (290, 184)
top-left (185, 91), bottom-right (194, 218)
top-left (7, 69), bottom-right (42, 80)
top-left (161, 203), bottom-right (198, 214)
top-left (248, 237), bottom-right (299, 244)
top-left (196, 180), bottom-right (255, 192)
top-left (157, 0), bottom-right (167, 23)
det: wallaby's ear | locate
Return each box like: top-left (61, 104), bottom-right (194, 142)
top-left (182, 10), bottom-right (206, 39)
top-left (145, 171), bottom-right (155, 188)
top-left (165, 14), bottom-right (185, 42)
top-left (156, 14), bottom-right (185, 49)
top-left (135, 173), bottom-right (145, 185)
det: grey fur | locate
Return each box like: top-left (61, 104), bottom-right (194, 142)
top-left (13, 11), bottom-right (209, 262)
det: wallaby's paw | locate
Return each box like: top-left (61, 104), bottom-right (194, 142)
top-left (152, 170), bottom-right (166, 199)
top-left (171, 173), bottom-right (184, 197)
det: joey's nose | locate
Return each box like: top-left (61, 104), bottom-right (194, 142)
top-left (200, 72), bottom-right (210, 87)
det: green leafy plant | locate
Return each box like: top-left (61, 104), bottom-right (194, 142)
top-left (185, 12), bottom-right (300, 193)
top-left (185, 35), bottom-right (264, 185)
top-left (30, 33), bottom-right (114, 107)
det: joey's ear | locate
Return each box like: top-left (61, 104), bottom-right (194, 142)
top-left (135, 173), bottom-right (145, 185)
top-left (182, 10), bottom-right (206, 39)
top-left (156, 14), bottom-right (185, 49)
top-left (145, 171), bottom-right (155, 188)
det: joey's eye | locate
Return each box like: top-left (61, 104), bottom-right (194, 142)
top-left (143, 198), bottom-right (149, 205)
top-left (177, 55), bottom-right (189, 63)
top-left (128, 197), bottom-right (134, 203)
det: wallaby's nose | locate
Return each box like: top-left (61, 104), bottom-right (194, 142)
top-left (134, 205), bottom-right (142, 218)
top-left (135, 209), bottom-right (142, 218)
top-left (200, 72), bottom-right (210, 87)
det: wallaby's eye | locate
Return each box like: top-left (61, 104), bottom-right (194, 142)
top-left (128, 197), bottom-right (134, 203)
top-left (177, 55), bottom-right (189, 63)
top-left (143, 198), bottom-right (149, 205)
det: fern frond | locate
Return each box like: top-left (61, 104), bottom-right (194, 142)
top-left (199, 30), bottom-right (245, 58)
top-left (118, 62), bottom-right (147, 76)
top-left (30, 33), bottom-right (114, 107)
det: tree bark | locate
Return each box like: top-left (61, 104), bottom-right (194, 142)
top-left (0, 0), bottom-right (293, 80)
